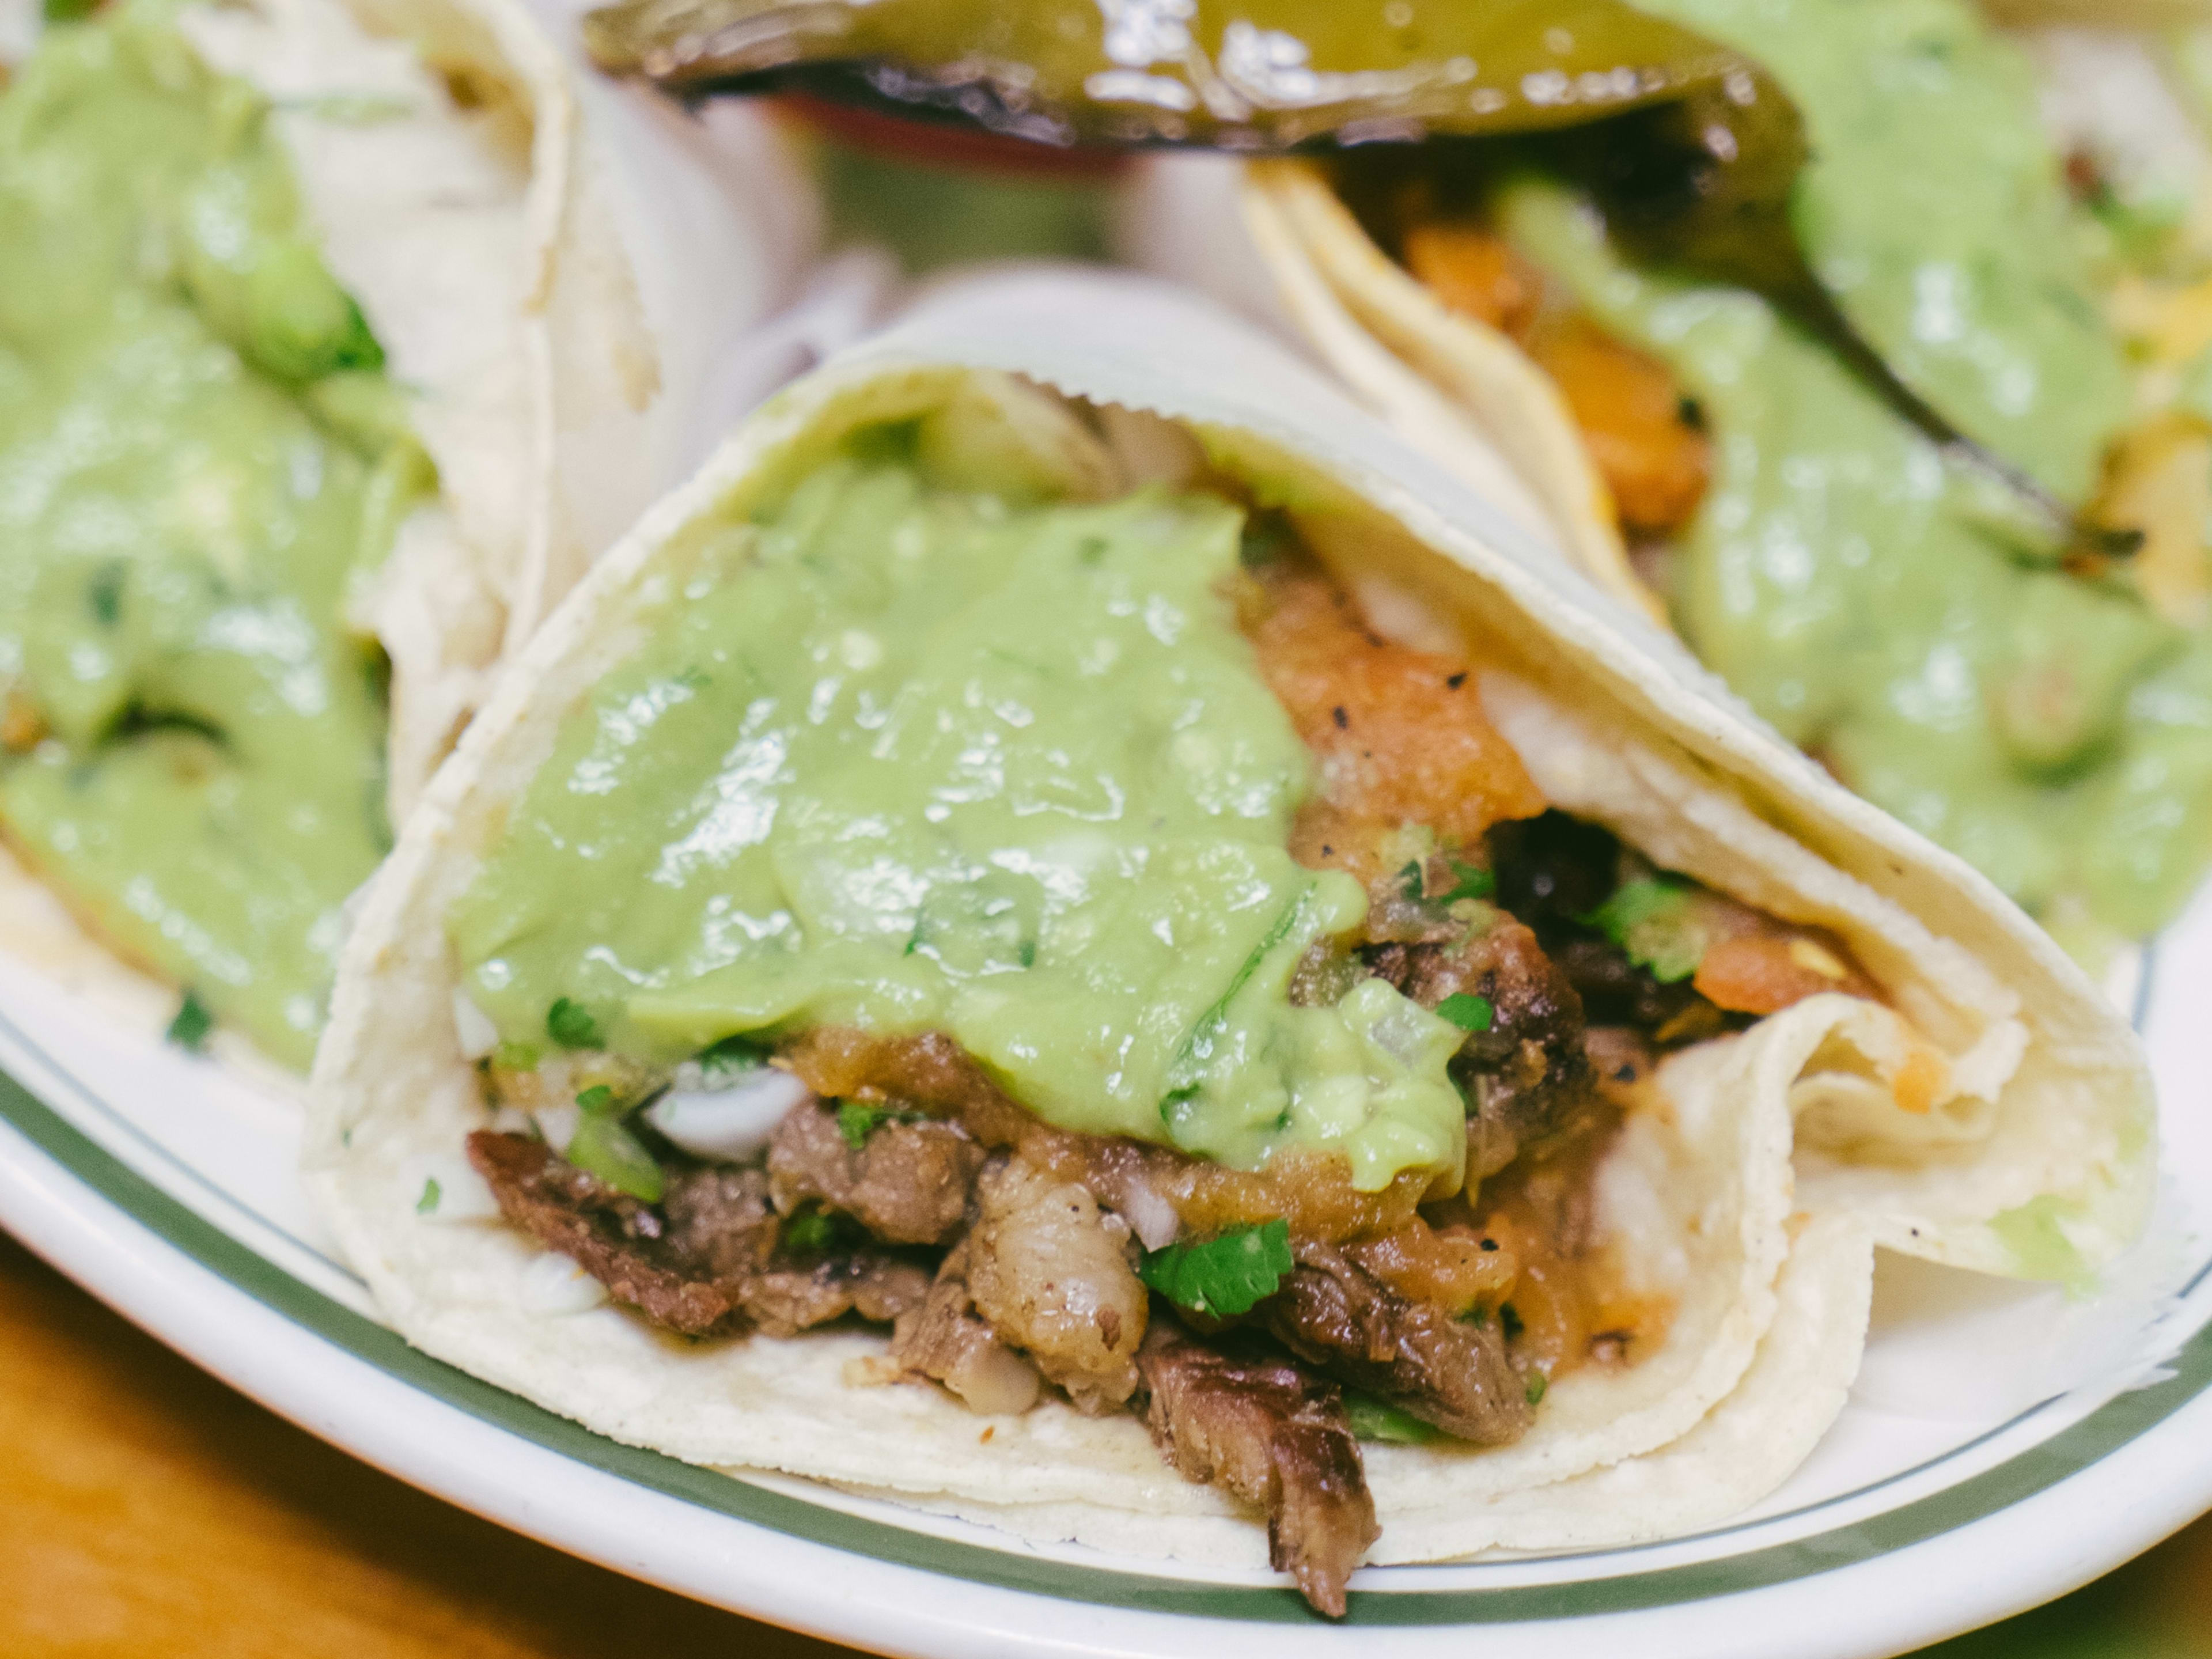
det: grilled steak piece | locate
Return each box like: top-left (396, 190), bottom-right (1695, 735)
top-left (1366, 910), bottom-right (1590, 1177)
top-left (768, 1098), bottom-right (986, 1246)
top-left (467, 1131), bottom-right (927, 1338)
top-left (891, 1239), bottom-right (1044, 1416)
top-left (1138, 1326), bottom-right (1378, 1618)
top-left (1264, 1239), bottom-right (1533, 1446)
top-left (965, 1157), bottom-right (1148, 1413)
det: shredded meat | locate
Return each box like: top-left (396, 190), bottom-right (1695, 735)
top-left (964, 1157), bottom-right (1148, 1413)
top-left (467, 1131), bottom-right (928, 1338)
top-left (768, 1098), bottom-right (985, 1245)
top-left (1264, 1239), bottom-right (1533, 1446)
top-left (1138, 1326), bottom-right (1378, 1619)
top-left (891, 1240), bottom-right (1044, 1416)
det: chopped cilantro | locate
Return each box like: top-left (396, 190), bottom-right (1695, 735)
top-left (1435, 993), bottom-right (1494, 1033)
top-left (1439, 860), bottom-right (1494, 903)
top-left (165, 990), bottom-right (214, 1054)
top-left (574, 1084), bottom-right (619, 1116)
top-left (1160, 888), bottom-right (1311, 1123)
top-left (416, 1177), bottom-right (441, 1214)
top-left (1525, 1373), bottom-right (1548, 1406)
top-left (1582, 878), bottom-right (1703, 983)
top-left (566, 1113), bottom-right (663, 1203)
top-left (836, 1101), bottom-right (918, 1150)
top-left (694, 1034), bottom-right (766, 1077)
top-left (781, 1206), bottom-right (851, 1255)
top-left (545, 997), bottom-right (601, 1050)
top-left (492, 1040), bottom-right (540, 1072)
top-left (1500, 1302), bottom-right (1524, 1342)
top-left (1398, 860), bottom-right (1425, 898)
top-left (1137, 1219), bottom-right (1294, 1318)
top-left (1343, 1393), bottom-right (1440, 1445)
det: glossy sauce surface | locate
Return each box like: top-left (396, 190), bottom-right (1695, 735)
top-left (0, 2), bottom-right (416, 1065)
top-left (452, 435), bottom-right (1469, 1190)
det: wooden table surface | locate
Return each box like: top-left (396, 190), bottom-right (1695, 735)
top-left (0, 1229), bottom-right (2205, 1659)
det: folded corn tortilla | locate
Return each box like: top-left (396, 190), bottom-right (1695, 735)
top-left (308, 270), bottom-right (2153, 1574)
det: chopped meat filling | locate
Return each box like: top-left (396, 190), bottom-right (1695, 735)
top-left (1264, 1238), bottom-right (1534, 1445)
top-left (768, 1097), bottom-right (985, 1246)
top-left (1138, 1325), bottom-right (1378, 1619)
top-left (892, 1240), bottom-right (1044, 1416)
top-left (467, 1131), bottom-right (929, 1338)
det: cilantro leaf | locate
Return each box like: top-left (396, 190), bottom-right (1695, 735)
top-left (566, 1113), bottom-right (664, 1202)
top-left (546, 997), bottom-right (602, 1050)
top-left (1160, 888), bottom-right (1311, 1122)
top-left (694, 1035), bottom-right (766, 1078)
top-left (1397, 860), bottom-right (1426, 898)
top-left (415, 1177), bottom-right (442, 1215)
top-left (781, 1205), bottom-right (853, 1255)
top-left (1525, 1373), bottom-right (1548, 1406)
top-left (1439, 860), bottom-right (1495, 903)
top-left (165, 988), bottom-right (214, 1054)
top-left (1137, 1219), bottom-right (1294, 1317)
top-left (1343, 1393), bottom-right (1440, 1445)
top-left (575, 1084), bottom-right (619, 1116)
top-left (1581, 878), bottom-right (1704, 983)
top-left (836, 1101), bottom-right (918, 1149)
top-left (1435, 993), bottom-right (1495, 1033)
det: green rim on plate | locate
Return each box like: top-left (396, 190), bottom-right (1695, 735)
top-left (0, 1058), bottom-right (2203, 1627)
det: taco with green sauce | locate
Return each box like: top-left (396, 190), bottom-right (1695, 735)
top-left (1231, 0), bottom-right (2212, 967)
top-left (309, 273), bottom-right (2152, 1615)
top-left (0, 0), bottom-right (767, 1075)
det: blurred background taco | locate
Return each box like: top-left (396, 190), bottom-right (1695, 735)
top-left (0, 0), bottom-right (815, 1076)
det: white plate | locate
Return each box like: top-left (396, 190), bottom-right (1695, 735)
top-left (0, 866), bottom-right (2207, 1659)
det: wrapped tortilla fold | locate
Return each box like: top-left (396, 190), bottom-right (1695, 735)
top-left (1192, 0), bottom-right (2212, 961)
top-left (309, 271), bottom-right (2152, 1615)
top-left (0, 0), bottom-right (812, 1076)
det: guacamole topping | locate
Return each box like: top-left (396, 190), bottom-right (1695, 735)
top-left (1632, 0), bottom-right (2132, 503)
top-left (450, 435), bottom-right (1470, 1190)
top-left (1499, 178), bottom-right (2212, 937)
top-left (0, 1), bottom-right (423, 1067)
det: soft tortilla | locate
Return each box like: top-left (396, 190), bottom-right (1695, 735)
top-left (308, 271), bottom-right (2152, 1571)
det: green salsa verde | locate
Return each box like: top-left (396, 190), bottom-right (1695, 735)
top-left (449, 435), bottom-right (1470, 1191)
top-left (1486, 0), bottom-right (2212, 941)
top-left (0, 1), bottom-right (426, 1067)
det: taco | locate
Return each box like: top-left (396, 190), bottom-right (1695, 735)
top-left (0, 0), bottom-right (789, 1075)
top-left (1231, 0), bottom-right (2212, 967)
top-left (309, 272), bottom-right (2151, 1615)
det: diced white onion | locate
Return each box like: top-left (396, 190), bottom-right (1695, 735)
top-left (400, 1150), bottom-right (501, 1223)
top-left (1115, 1178), bottom-right (1181, 1252)
top-left (534, 1103), bottom-right (580, 1155)
top-left (520, 1252), bottom-right (609, 1316)
top-left (450, 988), bottom-right (499, 1060)
top-left (645, 1067), bottom-right (811, 1163)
